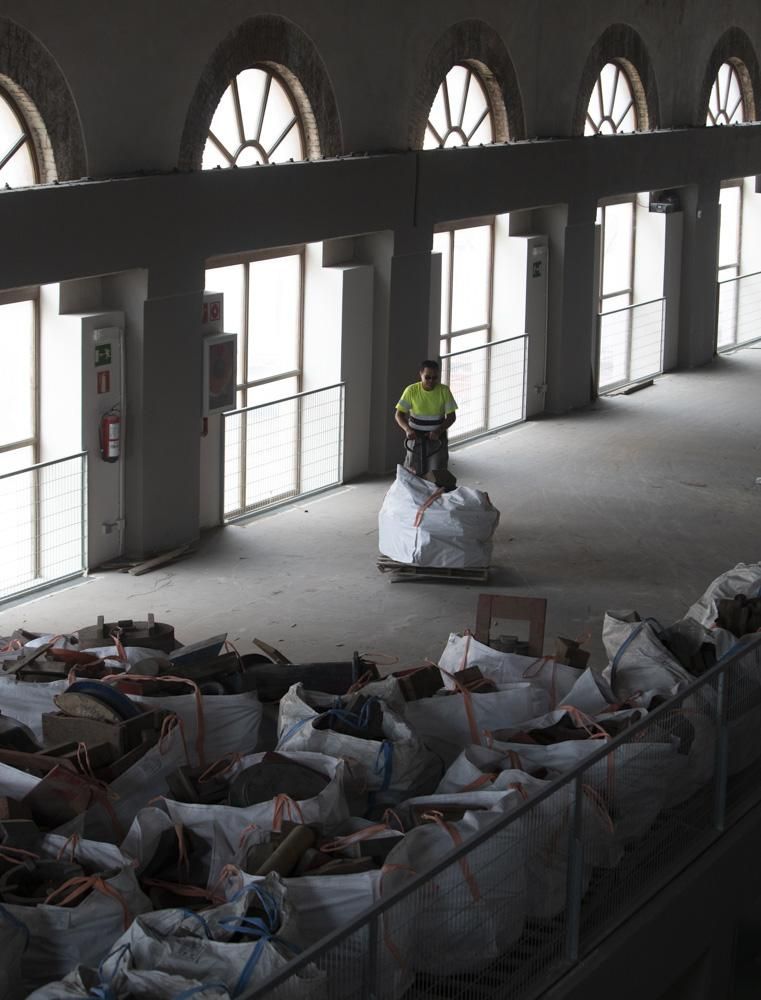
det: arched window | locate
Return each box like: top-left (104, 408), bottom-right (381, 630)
top-left (0, 85), bottom-right (38, 187)
top-left (706, 62), bottom-right (747, 125)
top-left (424, 63), bottom-right (495, 149)
top-left (203, 67), bottom-right (305, 169)
top-left (585, 62), bottom-right (640, 135)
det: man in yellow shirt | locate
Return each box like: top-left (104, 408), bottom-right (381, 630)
top-left (395, 360), bottom-right (458, 475)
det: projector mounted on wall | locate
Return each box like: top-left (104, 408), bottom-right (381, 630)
top-left (649, 189), bottom-right (682, 214)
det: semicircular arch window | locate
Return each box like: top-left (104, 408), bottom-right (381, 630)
top-left (0, 86), bottom-right (38, 187)
top-left (203, 67), bottom-right (306, 168)
top-left (585, 62), bottom-right (639, 135)
top-left (707, 62), bottom-right (747, 125)
top-left (424, 63), bottom-right (495, 149)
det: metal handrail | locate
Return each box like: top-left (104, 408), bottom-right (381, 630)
top-left (717, 268), bottom-right (761, 286)
top-left (442, 333), bottom-right (527, 361)
top-left (598, 295), bottom-right (664, 319)
top-left (244, 632), bottom-right (761, 998)
top-left (0, 450), bottom-right (87, 483)
top-left (224, 382), bottom-right (344, 418)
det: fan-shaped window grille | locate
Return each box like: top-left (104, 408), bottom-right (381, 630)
top-left (585, 62), bottom-right (638, 135)
top-left (707, 62), bottom-right (746, 125)
top-left (424, 64), bottom-right (495, 149)
top-left (203, 67), bottom-right (305, 168)
top-left (0, 87), bottom-right (38, 187)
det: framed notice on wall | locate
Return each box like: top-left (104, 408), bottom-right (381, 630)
top-left (202, 332), bottom-right (237, 416)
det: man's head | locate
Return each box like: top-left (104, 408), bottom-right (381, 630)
top-left (419, 360), bottom-right (440, 390)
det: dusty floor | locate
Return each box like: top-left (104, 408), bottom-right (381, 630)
top-left (2, 347), bottom-right (760, 669)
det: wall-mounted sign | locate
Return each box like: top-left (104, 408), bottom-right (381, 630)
top-left (97, 370), bottom-right (111, 394)
top-left (202, 300), bottom-right (222, 325)
top-left (95, 344), bottom-right (112, 367)
top-left (202, 332), bottom-right (237, 416)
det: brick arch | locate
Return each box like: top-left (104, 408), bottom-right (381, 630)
top-left (0, 17), bottom-right (86, 182)
top-left (178, 14), bottom-right (342, 170)
top-left (409, 19), bottom-right (525, 149)
top-left (573, 23), bottom-right (660, 135)
top-left (699, 27), bottom-right (760, 125)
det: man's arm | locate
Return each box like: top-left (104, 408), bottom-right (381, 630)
top-left (395, 408), bottom-right (417, 438)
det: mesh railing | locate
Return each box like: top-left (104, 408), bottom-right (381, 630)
top-left (717, 270), bottom-right (761, 352)
top-left (0, 452), bottom-right (87, 603)
top-left (442, 336), bottom-right (527, 446)
top-left (222, 383), bottom-right (344, 520)
top-left (242, 635), bottom-right (761, 1000)
top-left (597, 297), bottom-right (665, 393)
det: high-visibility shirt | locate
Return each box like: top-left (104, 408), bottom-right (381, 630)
top-left (395, 382), bottom-right (458, 432)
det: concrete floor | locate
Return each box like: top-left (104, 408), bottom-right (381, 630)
top-left (2, 347), bottom-right (760, 669)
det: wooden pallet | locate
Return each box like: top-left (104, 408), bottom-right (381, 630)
top-left (377, 556), bottom-right (489, 583)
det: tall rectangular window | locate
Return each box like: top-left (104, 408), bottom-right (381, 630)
top-left (0, 291), bottom-right (37, 470)
top-left (206, 248), bottom-right (305, 516)
top-left (434, 220), bottom-right (494, 357)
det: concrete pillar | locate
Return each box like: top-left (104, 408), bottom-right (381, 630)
top-left (676, 183), bottom-right (720, 368)
top-left (364, 229), bottom-right (433, 474)
top-left (125, 264), bottom-right (204, 557)
top-left (662, 210), bottom-right (684, 372)
top-left (538, 203), bottom-right (598, 414)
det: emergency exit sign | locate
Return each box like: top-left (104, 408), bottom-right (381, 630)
top-left (95, 344), bottom-right (112, 367)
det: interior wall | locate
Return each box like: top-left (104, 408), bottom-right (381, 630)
top-left (3, 1), bottom-right (761, 552)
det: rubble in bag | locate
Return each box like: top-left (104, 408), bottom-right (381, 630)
top-left (554, 635), bottom-right (591, 669)
top-left (311, 693), bottom-right (385, 740)
top-left (0, 859), bottom-right (86, 906)
top-left (165, 764), bottom-right (229, 805)
top-left (0, 712), bottom-right (41, 753)
top-left (138, 824), bottom-right (212, 909)
top-left (0, 817), bottom-right (42, 856)
top-left (394, 662), bottom-right (443, 701)
top-left (242, 649), bottom-right (378, 702)
top-left (228, 753), bottom-right (330, 807)
top-left (75, 615), bottom-right (176, 653)
top-left (716, 594), bottom-right (761, 637)
top-left (165, 751), bottom-right (332, 808)
top-left (241, 822), bottom-right (379, 878)
top-left (1, 641), bottom-right (103, 684)
top-left (493, 708), bottom-right (645, 746)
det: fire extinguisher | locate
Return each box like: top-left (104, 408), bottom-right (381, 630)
top-left (99, 407), bottom-right (121, 463)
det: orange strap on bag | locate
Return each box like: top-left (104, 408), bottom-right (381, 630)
top-left (99, 673), bottom-right (206, 768)
top-left (413, 488), bottom-right (446, 528)
top-left (420, 810), bottom-right (480, 902)
top-left (44, 875), bottom-right (132, 929)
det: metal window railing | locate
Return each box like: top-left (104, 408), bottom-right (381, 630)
top-left (0, 452), bottom-right (87, 603)
top-left (443, 335), bottom-right (528, 446)
top-left (242, 634), bottom-right (761, 1000)
top-left (222, 383), bottom-right (344, 521)
top-left (597, 297), bottom-right (665, 393)
top-left (717, 270), bottom-right (761, 352)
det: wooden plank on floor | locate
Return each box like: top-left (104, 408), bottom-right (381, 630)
top-left (127, 544), bottom-right (194, 576)
top-left (377, 556), bottom-right (489, 583)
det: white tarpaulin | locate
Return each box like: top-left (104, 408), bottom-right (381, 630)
top-left (378, 466), bottom-right (499, 568)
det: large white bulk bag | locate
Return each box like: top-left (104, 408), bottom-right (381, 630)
top-left (403, 684), bottom-right (549, 765)
top-left (277, 684), bottom-right (437, 796)
top-left (685, 562), bottom-right (761, 627)
top-left (6, 835), bottom-right (151, 995)
top-left (439, 632), bottom-right (582, 708)
top-left (383, 799), bottom-right (527, 974)
top-left (378, 465), bottom-right (499, 568)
